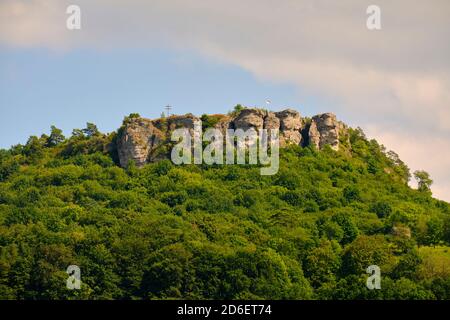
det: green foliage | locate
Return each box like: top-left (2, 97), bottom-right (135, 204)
top-left (414, 170), bottom-right (433, 193)
top-left (304, 240), bottom-right (341, 288)
top-left (342, 185), bottom-right (361, 204)
top-left (46, 126), bottom-right (66, 147)
top-left (0, 121), bottom-right (449, 300)
top-left (23, 136), bottom-right (45, 163)
top-left (342, 235), bottom-right (396, 275)
top-left (200, 114), bottom-right (221, 130)
top-left (370, 201), bottom-right (393, 218)
top-left (0, 151), bottom-right (20, 182)
top-left (228, 104), bottom-right (246, 117)
top-left (122, 113), bottom-right (141, 126)
top-left (83, 123), bottom-right (100, 138)
top-left (331, 213), bottom-right (359, 245)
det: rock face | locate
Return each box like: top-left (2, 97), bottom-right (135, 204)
top-left (117, 118), bottom-right (164, 168)
top-left (213, 115), bottom-right (233, 133)
top-left (276, 109), bottom-right (302, 131)
top-left (263, 112), bottom-right (280, 130)
top-left (275, 109), bottom-right (302, 146)
top-left (231, 108), bottom-right (303, 146)
top-left (232, 109), bottom-right (265, 130)
top-left (308, 113), bottom-right (341, 151)
top-left (116, 108), bottom-right (348, 167)
top-left (153, 113), bottom-right (199, 132)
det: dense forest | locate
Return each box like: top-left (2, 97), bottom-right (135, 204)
top-left (0, 114), bottom-right (449, 300)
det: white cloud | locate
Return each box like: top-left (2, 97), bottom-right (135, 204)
top-left (365, 126), bottom-right (450, 201)
top-left (0, 0), bottom-right (68, 49)
top-left (1, 0), bottom-right (450, 200)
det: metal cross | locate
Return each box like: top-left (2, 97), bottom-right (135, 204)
top-left (165, 105), bottom-right (172, 117)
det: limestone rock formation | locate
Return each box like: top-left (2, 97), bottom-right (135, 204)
top-left (275, 109), bottom-right (302, 131)
top-left (263, 112), bottom-right (280, 130)
top-left (308, 113), bottom-right (341, 151)
top-left (116, 108), bottom-right (349, 168)
top-left (232, 108), bottom-right (265, 130)
top-left (231, 108), bottom-right (303, 145)
top-left (213, 115), bottom-right (233, 133)
top-left (153, 113), bottom-right (200, 132)
top-left (117, 118), bottom-right (164, 168)
top-left (275, 109), bottom-right (302, 146)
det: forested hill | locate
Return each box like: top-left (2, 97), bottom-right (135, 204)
top-left (0, 114), bottom-right (449, 300)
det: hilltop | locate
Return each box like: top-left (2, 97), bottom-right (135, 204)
top-left (0, 106), bottom-right (449, 299)
top-left (116, 107), bottom-right (348, 168)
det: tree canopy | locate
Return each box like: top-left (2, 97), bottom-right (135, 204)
top-left (0, 121), bottom-right (449, 300)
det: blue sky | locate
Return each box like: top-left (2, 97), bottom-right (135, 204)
top-left (0, 46), bottom-right (325, 148)
top-left (1, 0), bottom-right (449, 200)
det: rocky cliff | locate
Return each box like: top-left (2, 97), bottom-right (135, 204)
top-left (116, 108), bottom-right (348, 168)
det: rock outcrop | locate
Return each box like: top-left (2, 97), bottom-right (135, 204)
top-left (263, 112), bottom-right (280, 130)
top-left (231, 108), bottom-right (303, 146)
top-left (308, 113), bottom-right (341, 151)
top-left (275, 109), bottom-right (302, 146)
top-left (232, 109), bottom-right (265, 130)
top-left (153, 113), bottom-right (200, 132)
top-left (116, 108), bottom-right (349, 167)
top-left (117, 118), bottom-right (164, 168)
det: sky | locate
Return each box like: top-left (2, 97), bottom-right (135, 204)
top-left (1, 0), bottom-right (450, 201)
